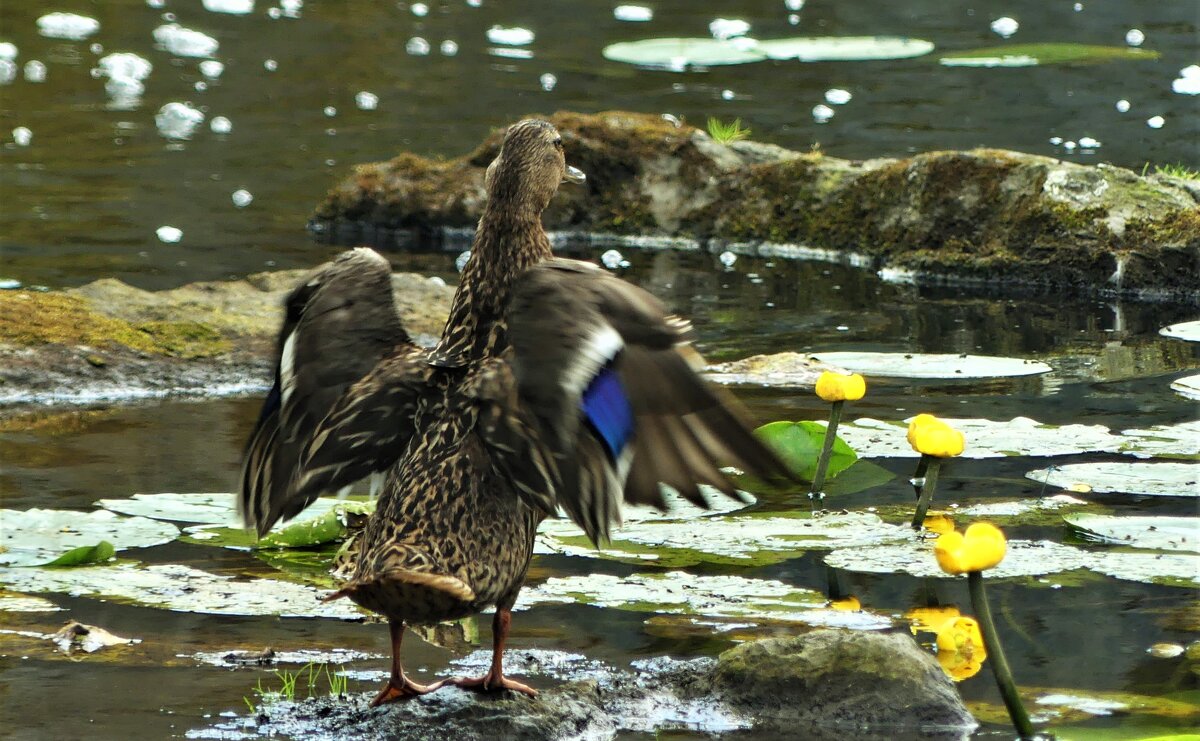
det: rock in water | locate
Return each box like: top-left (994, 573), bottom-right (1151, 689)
top-left (709, 631), bottom-right (976, 734)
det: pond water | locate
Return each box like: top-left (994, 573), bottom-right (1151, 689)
top-left (1, 0), bottom-right (1198, 739)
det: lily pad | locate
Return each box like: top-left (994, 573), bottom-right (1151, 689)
top-left (838, 416), bottom-right (1122, 459)
top-left (0, 508), bottom-right (178, 566)
top-left (1171, 374), bottom-right (1200, 401)
top-left (808, 351), bottom-right (1052, 379)
top-left (97, 492), bottom-right (364, 527)
top-left (0, 562), bottom-right (364, 620)
top-left (1160, 320), bottom-right (1200, 342)
top-left (601, 36), bottom-right (935, 70)
top-left (537, 510), bottom-right (913, 568)
top-left (0, 594), bottom-right (61, 612)
top-left (1120, 421), bottom-right (1200, 460)
top-left (1026, 462), bottom-right (1199, 497)
top-left (940, 44), bottom-right (1160, 67)
top-left (957, 494), bottom-right (1091, 520)
top-left (184, 501), bottom-right (376, 551)
top-left (44, 541), bottom-right (115, 567)
top-left (1065, 514), bottom-right (1200, 553)
top-left (754, 36), bottom-right (934, 61)
top-left (756, 420), bottom-right (857, 481)
top-left (1089, 552), bottom-right (1199, 588)
top-left (825, 538), bottom-right (1095, 580)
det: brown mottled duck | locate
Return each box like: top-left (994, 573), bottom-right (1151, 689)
top-left (239, 119), bottom-right (792, 706)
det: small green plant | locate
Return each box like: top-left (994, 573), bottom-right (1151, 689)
top-left (1141, 162), bottom-right (1200, 180)
top-left (241, 662), bottom-right (350, 713)
top-left (706, 117), bottom-right (751, 144)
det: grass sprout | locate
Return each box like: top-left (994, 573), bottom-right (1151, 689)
top-left (706, 117), bottom-right (751, 145)
top-left (1141, 162), bottom-right (1200, 180)
top-left (241, 662), bottom-right (350, 713)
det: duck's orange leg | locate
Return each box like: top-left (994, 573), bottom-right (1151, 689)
top-left (447, 608), bottom-right (537, 696)
top-left (370, 620), bottom-right (446, 706)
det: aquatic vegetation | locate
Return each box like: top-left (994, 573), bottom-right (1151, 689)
top-left (908, 415), bottom-right (965, 527)
top-left (43, 540), bottom-right (115, 567)
top-left (0, 508), bottom-right (178, 566)
top-left (935, 616), bottom-right (986, 681)
top-left (807, 371), bottom-right (867, 508)
top-left (755, 420), bottom-right (857, 484)
top-left (1064, 514), bottom-right (1199, 553)
top-left (1026, 462), bottom-right (1199, 497)
top-left (1144, 163), bottom-right (1200, 181)
top-left (705, 117), bottom-right (751, 145)
top-left (939, 43), bottom-right (1159, 67)
top-left (934, 523), bottom-right (1005, 574)
top-left (602, 36), bottom-right (935, 70)
top-left (1160, 320), bottom-right (1200, 342)
top-left (808, 351), bottom-right (1052, 379)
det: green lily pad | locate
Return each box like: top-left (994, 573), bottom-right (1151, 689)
top-left (958, 494), bottom-right (1091, 520)
top-left (1088, 553), bottom-right (1199, 588)
top-left (0, 594), bottom-right (61, 612)
top-left (808, 351), bottom-right (1052, 379)
top-left (1160, 320), bottom-right (1200, 342)
top-left (756, 420), bottom-right (857, 482)
top-left (0, 562), bottom-right (364, 620)
top-left (939, 44), bottom-right (1160, 67)
top-left (1026, 462), bottom-right (1199, 497)
top-left (538, 510), bottom-right (912, 568)
top-left (43, 541), bottom-right (115, 567)
top-left (825, 538), bottom-right (1094, 580)
top-left (838, 416), bottom-right (1123, 459)
top-left (98, 492), bottom-right (367, 528)
top-left (1065, 514), bottom-right (1200, 553)
top-left (1171, 374), bottom-right (1200, 401)
top-left (1120, 421), bottom-right (1200, 460)
top-left (0, 509), bottom-right (178, 566)
top-left (602, 38), bottom-right (766, 69)
top-left (754, 36), bottom-right (934, 61)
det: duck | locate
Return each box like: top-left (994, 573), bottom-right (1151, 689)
top-left (239, 119), bottom-right (792, 706)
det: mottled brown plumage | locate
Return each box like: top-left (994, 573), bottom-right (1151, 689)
top-left (239, 119), bottom-right (792, 706)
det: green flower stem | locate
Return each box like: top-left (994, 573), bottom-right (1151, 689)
top-left (808, 400), bottom-right (844, 510)
top-left (910, 455), bottom-right (930, 499)
top-left (968, 570), bottom-right (1035, 740)
top-left (910, 455), bottom-right (941, 529)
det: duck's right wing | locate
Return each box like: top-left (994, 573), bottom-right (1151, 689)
top-left (239, 248), bottom-right (416, 536)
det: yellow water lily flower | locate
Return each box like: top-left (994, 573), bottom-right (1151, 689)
top-left (922, 512), bottom-right (956, 535)
top-left (935, 522), bottom-right (1008, 575)
top-left (829, 596), bottom-right (861, 612)
top-left (936, 616), bottom-right (987, 681)
top-left (907, 414), bottom-right (965, 457)
top-left (814, 371), bottom-right (866, 402)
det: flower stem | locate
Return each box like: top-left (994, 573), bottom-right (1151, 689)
top-left (809, 400), bottom-right (844, 511)
top-left (910, 455), bottom-right (940, 529)
top-left (968, 570), bottom-right (1035, 740)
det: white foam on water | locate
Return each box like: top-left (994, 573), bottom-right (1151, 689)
top-left (12, 127), bottom-right (31, 146)
top-left (354, 91), bottom-right (378, 110)
top-left (0, 60), bottom-right (14, 85)
top-left (1172, 65), bottom-right (1200, 95)
top-left (1146, 115), bottom-right (1165, 129)
top-left (405, 37), bottom-right (430, 55)
top-left (600, 249), bottom-right (624, 269)
top-left (1115, 99), bottom-right (1130, 112)
top-left (156, 225), bottom-right (183, 243)
top-left (263, 59), bottom-right (277, 71)
top-left (812, 104), bottom-right (834, 123)
top-left (199, 60), bottom-right (224, 78)
top-left (156, 102), bottom-right (205, 139)
top-left (824, 88), bottom-right (851, 105)
top-left (1124, 28), bottom-right (1144, 47)
top-left (37, 12), bottom-right (100, 40)
top-left (440, 40), bottom-right (458, 55)
top-left (99, 52), bottom-right (153, 80)
top-left (718, 251), bottom-right (737, 268)
top-left (990, 16), bottom-right (1018, 38)
top-left (279, 0), bottom-right (303, 18)
top-left (153, 24), bottom-right (219, 58)
top-left (231, 189), bottom-right (253, 207)
top-left (487, 26), bottom-right (534, 45)
top-left (613, 5), bottom-right (653, 22)
top-left (0, 42), bottom-right (17, 60)
top-left (23, 61), bottom-right (45, 82)
top-left (539, 72), bottom-right (556, 91)
top-left (410, 3), bottom-right (428, 16)
top-left (202, 0), bottom-right (254, 14)
top-left (323, 105), bottom-right (336, 117)
top-left (709, 18), bottom-right (750, 40)
top-left (210, 116), bottom-right (232, 133)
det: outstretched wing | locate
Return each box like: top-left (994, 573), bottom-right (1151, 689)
top-left (239, 248), bottom-right (414, 536)
top-left (487, 257), bottom-right (793, 544)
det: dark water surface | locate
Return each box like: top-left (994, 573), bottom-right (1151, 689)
top-left (1, 1), bottom-right (1198, 739)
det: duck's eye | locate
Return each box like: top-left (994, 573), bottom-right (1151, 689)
top-left (553, 138), bottom-right (563, 150)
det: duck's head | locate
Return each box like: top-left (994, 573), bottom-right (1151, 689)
top-left (485, 119), bottom-right (586, 216)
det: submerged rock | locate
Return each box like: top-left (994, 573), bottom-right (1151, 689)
top-left (312, 111), bottom-right (1199, 302)
top-left (213, 630), bottom-right (974, 740)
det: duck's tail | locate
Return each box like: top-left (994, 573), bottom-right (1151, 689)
top-left (324, 567), bottom-right (477, 624)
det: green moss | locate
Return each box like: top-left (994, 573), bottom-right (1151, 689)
top-left (0, 291), bottom-right (230, 358)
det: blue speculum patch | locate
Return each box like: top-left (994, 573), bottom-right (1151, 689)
top-left (581, 365), bottom-right (635, 461)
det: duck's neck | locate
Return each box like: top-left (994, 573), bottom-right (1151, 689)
top-left (433, 208), bottom-right (552, 364)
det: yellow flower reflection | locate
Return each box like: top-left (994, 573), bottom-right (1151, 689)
top-left (922, 512), bottom-right (956, 535)
top-left (814, 371), bottom-right (866, 402)
top-left (907, 414), bottom-right (965, 458)
top-left (828, 596), bottom-right (861, 612)
top-left (935, 522), bottom-right (1008, 575)
top-left (936, 616), bottom-right (987, 681)
top-left (905, 605), bottom-right (962, 636)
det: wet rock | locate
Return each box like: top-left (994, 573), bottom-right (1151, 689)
top-left (312, 111), bottom-right (1199, 302)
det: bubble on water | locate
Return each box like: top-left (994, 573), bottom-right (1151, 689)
top-left (990, 16), bottom-right (1018, 38)
top-left (155, 101), bottom-right (205, 139)
top-left (23, 60), bottom-right (46, 83)
top-left (156, 226), bottom-right (183, 243)
top-left (162, 12), bottom-right (176, 21)
top-left (1073, 2), bottom-right (1083, 10)
top-left (0, 60), bottom-right (15, 85)
top-left (323, 105), bottom-right (337, 117)
top-left (824, 88), bottom-right (851, 105)
top-left (1048, 136), bottom-right (1063, 145)
top-left (0, 278), bottom-right (21, 289)
top-left (202, 0), bottom-right (254, 14)
top-left (490, 47), bottom-right (533, 59)
top-left (147, 0), bottom-right (165, 7)
top-left (0, 43), bottom-right (16, 61)
top-left (836, 325), bottom-right (849, 332)
top-left (12, 127), bottom-right (32, 146)
top-left (1124, 28), bottom-right (1144, 47)
top-left (267, 7), bottom-right (281, 19)
top-left (721, 89), bottom-right (734, 101)
top-left (154, 24), bottom-right (220, 58)
top-left (440, 40), bottom-right (459, 56)
top-left (487, 26), bottom-right (534, 45)
top-left (718, 251), bottom-right (737, 268)
top-left (99, 53), bottom-right (153, 81)
top-left (1146, 115), bottom-right (1164, 129)
top-left (411, 3), bottom-right (428, 16)
top-left (467, 0), bottom-right (481, 6)
top-left (194, 80), bottom-right (208, 92)
top-left (539, 73), bottom-right (556, 91)
top-left (231, 189), bottom-right (253, 207)
top-left (455, 250), bottom-right (471, 273)
top-left (1172, 65), bottom-right (1200, 96)
top-left (210, 116), bottom-right (232, 133)
top-left (1115, 99), bottom-right (1130, 112)
top-left (785, 0), bottom-right (805, 9)
top-left (37, 12), bottom-right (100, 40)
top-left (105, 75), bottom-right (144, 105)
top-left (264, 59), bottom-right (278, 71)
top-left (788, 13), bottom-right (800, 25)
top-left (199, 60), bottom-right (224, 78)
top-left (355, 91), bottom-right (378, 110)
top-left (709, 18), bottom-right (750, 40)
top-left (280, 0), bottom-right (303, 18)
top-left (1078, 136), bottom-right (1101, 149)
top-left (812, 104), bottom-right (834, 123)
top-left (1063, 140), bottom-right (1076, 151)
top-left (406, 37), bottom-right (431, 55)
top-left (613, 5), bottom-right (653, 22)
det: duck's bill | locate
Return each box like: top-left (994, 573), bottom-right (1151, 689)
top-left (563, 165), bottom-right (586, 184)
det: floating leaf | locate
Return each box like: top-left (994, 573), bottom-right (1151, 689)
top-left (1160, 320), bottom-right (1200, 343)
top-left (602, 38), bottom-right (766, 69)
top-left (1064, 514), bottom-right (1200, 553)
top-left (261, 502), bottom-right (374, 548)
top-left (1026, 462), bottom-right (1199, 498)
top-left (838, 416), bottom-right (1123, 459)
top-left (98, 492), bottom-right (367, 528)
top-left (808, 351), bottom-right (1052, 379)
top-left (939, 44), bottom-right (1160, 67)
top-left (0, 509), bottom-right (178, 567)
top-left (0, 594), bottom-right (61, 612)
top-left (1171, 374), bottom-right (1200, 401)
top-left (1119, 421), bottom-right (1200, 460)
top-left (43, 540), bottom-right (115, 567)
top-left (756, 420), bottom-right (857, 481)
top-left (754, 36), bottom-right (934, 61)
top-left (1088, 552), bottom-right (1199, 588)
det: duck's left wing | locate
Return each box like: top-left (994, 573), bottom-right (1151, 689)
top-left (484, 257), bottom-right (793, 544)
